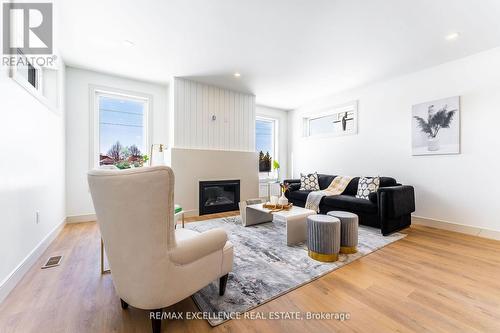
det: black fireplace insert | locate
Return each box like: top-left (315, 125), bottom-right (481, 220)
top-left (199, 180), bottom-right (240, 215)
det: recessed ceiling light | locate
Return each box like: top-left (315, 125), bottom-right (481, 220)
top-left (123, 40), bottom-right (135, 47)
top-left (233, 72), bottom-right (241, 78)
top-left (445, 32), bottom-right (460, 41)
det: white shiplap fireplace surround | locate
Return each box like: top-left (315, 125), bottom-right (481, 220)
top-left (169, 78), bottom-right (259, 216)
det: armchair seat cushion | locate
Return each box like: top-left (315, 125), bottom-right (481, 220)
top-left (175, 228), bottom-right (199, 241)
top-left (174, 228), bottom-right (234, 249)
top-left (171, 228), bottom-right (231, 265)
top-left (322, 195), bottom-right (378, 214)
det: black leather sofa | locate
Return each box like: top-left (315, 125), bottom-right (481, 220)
top-left (284, 175), bottom-right (415, 235)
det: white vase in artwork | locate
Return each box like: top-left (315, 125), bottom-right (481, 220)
top-left (278, 193), bottom-right (288, 205)
top-left (427, 137), bottom-right (440, 151)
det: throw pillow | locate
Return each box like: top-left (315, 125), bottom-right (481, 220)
top-left (356, 176), bottom-right (380, 199)
top-left (300, 172), bottom-right (320, 191)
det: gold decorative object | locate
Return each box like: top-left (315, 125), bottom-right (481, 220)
top-left (308, 250), bottom-right (339, 262)
top-left (149, 143), bottom-right (166, 166)
top-left (340, 246), bottom-right (358, 254)
top-left (263, 202), bottom-right (293, 212)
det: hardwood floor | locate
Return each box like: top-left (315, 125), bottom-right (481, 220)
top-left (1, 212), bottom-right (500, 332)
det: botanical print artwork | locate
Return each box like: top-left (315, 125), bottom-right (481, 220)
top-left (412, 96), bottom-right (460, 155)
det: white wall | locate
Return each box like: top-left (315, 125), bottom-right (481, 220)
top-left (289, 47), bottom-right (500, 232)
top-left (65, 67), bottom-right (169, 217)
top-left (171, 148), bottom-right (259, 215)
top-left (169, 78), bottom-right (258, 215)
top-left (172, 77), bottom-right (255, 151)
top-left (0, 62), bottom-right (66, 299)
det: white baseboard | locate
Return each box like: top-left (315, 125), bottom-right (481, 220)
top-left (412, 215), bottom-right (500, 241)
top-left (66, 211), bottom-right (203, 221)
top-left (66, 211), bottom-right (202, 220)
top-left (66, 213), bottom-right (96, 223)
top-left (0, 218), bottom-right (66, 304)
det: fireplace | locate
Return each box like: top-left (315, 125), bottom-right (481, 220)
top-left (199, 180), bottom-right (240, 215)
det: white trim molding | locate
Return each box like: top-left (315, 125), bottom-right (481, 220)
top-left (0, 219), bottom-right (66, 304)
top-left (412, 215), bottom-right (500, 241)
top-left (66, 214), bottom-right (97, 223)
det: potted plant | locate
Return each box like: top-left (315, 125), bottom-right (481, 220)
top-left (273, 160), bottom-right (280, 180)
top-left (414, 104), bottom-right (456, 151)
top-left (115, 161), bottom-right (131, 170)
top-left (258, 151), bottom-right (272, 172)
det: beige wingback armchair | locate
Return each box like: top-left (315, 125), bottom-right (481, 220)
top-left (87, 166), bottom-right (233, 333)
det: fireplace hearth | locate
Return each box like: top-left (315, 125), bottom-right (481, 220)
top-left (199, 180), bottom-right (240, 215)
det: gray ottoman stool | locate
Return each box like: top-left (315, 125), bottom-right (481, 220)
top-left (327, 211), bottom-right (359, 254)
top-left (306, 214), bottom-right (340, 262)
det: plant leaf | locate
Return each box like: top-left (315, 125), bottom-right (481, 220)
top-left (414, 116), bottom-right (433, 135)
top-left (442, 109), bottom-right (456, 128)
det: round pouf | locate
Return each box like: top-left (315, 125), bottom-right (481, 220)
top-left (306, 215), bottom-right (340, 262)
top-left (327, 211), bottom-right (359, 254)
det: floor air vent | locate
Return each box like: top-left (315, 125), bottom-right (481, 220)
top-left (42, 256), bottom-right (62, 269)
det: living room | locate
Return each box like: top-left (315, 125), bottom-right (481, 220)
top-left (1, 0), bottom-right (500, 332)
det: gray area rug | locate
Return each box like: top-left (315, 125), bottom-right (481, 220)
top-left (186, 216), bottom-right (406, 326)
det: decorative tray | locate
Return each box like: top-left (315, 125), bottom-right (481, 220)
top-left (262, 202), bottom-right (293, 211)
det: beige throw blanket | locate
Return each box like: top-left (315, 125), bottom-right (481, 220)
top-left (305, 176), bottom-right (353, 212)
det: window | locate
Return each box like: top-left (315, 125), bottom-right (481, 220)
top-left (13, 51), bottom-right (41, 95)
top-left (92, 89), bottom-right (150, 168)
top-left (303, 101), bottom-right (358, 137)
top-left (16, 50), bottom-right (39, 89)
top-left (10, 50), bottom-right (60, 110)
top-left (256, 117), bottom-right (277, 176)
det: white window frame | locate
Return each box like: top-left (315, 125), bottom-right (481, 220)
top-left (303, 100), bottom-right (358, 138)
top-left (9, 50), bottom-right (61, 112)
top-left (256, 116), bottom-right (279, 180)
top-left (89, 85), bottom-right (153, 169)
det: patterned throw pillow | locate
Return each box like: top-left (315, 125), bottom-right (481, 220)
top-left (300, 172), bottom-right (320, 191)
top-left (356, 177), bottom-right (380, 199)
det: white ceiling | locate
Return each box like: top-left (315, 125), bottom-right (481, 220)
top-left (57, 0), bottom-right (500, 110)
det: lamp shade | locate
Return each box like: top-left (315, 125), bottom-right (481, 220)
top-left (149, 144), bottom-right (167, 166)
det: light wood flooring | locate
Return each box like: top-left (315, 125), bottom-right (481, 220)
top-left (1, 211), bottom-right (500, 333)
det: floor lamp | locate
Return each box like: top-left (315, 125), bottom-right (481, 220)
top-left (149, 143), bottom-right (166, 166)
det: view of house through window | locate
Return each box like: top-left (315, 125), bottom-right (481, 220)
top-left (256, 117), bottom-right (276, 175)
top-left (97, 93), bottom-right (149, 169)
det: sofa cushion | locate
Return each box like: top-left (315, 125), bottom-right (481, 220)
top-left (288, 182), bottom-right (301, 191)
top-left (343, 177), bottom-right (360, 195)
top-left (356, 177), bottom-right (380, 199)
top-left (322, 195), bottom-right (378, 214)
top-left (317, 174), bottom-right (336, 190)
top-left (288, 189), bottom-right (311, 202)
top-left (300, 172), bottom-right (320, 191)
